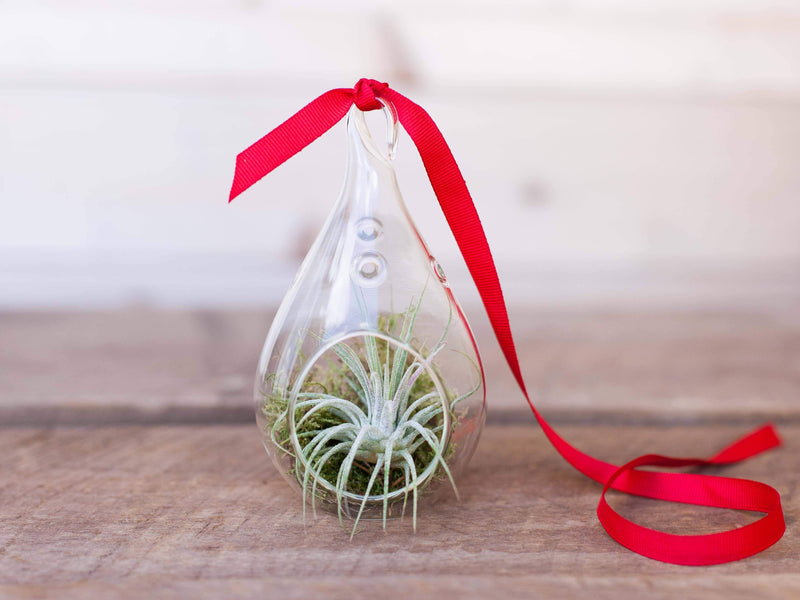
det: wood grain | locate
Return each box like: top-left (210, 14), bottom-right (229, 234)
top-left (0, 423), bottom-right (797, 599)
top-left (1, 308), bottom-right (798, 598)
top-left (1, 308), bottom-right (799, 425)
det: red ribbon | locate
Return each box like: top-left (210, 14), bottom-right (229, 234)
top-left (229, 78), bottom-right (785, 565)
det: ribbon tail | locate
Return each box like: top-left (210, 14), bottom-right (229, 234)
top-left (229, 88), bottom-right (354, 202)
top-left (381, 88), bottom-right (617, 482)
top-left (710, 422), bottom-right (781, 464)
top-left (380, 86), bottom-right (785, 565)
top-left (381, 89), bottom-right (528, 392)
top-left (598, 442), bottom-right (785, 565)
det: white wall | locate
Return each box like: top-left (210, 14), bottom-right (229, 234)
top-left (2, 1), bottom-right (799, 308)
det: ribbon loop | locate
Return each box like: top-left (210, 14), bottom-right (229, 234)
top-left (228, 78), bottom-right (786, 565)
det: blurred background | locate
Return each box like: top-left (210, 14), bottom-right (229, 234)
top-left (2, 0), bottom-right (799, 311)
top-left (1, 1), bottom-right (800, 425)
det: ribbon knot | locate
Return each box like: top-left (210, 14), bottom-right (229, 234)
top-left (352, 78), bottom-right (388, 111)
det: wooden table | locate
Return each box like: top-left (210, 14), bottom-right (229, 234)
top-left (1, 308), bottom-right (798, 599)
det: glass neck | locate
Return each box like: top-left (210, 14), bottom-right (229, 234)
top-left (341, 102), bottom-right (400, 219)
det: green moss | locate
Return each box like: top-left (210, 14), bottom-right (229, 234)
top-left (263, 336), bottom-right (448, 499)
top-left (261, 302), bottom-right (474, 531)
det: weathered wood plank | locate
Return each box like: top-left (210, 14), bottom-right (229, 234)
top-left (1, 308), bottom-right (799, 425)
top-left (2, 574), bottom-right (800, 600)
top-left (0, 424), bottom-right (796, 598)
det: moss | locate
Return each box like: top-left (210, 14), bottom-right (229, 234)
top-left (263, 338), bottom-right (448, 499)
top-left (261, 302), bottom-right (473, 527)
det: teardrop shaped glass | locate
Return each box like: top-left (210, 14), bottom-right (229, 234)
top-left (255, 101), bottom-right (486, 532)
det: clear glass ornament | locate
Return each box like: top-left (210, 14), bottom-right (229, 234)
top-left (255, 98), bottom-right (485, 533)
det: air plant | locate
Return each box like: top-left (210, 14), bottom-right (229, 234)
top-left (262, 295), bottom-right (478, 537)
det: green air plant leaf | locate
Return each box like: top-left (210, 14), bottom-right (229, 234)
top-left (262, 296), bottom-right (476, 536)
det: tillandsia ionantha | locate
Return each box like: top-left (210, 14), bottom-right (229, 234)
top-left (262, 293), bottom-right (479, 537)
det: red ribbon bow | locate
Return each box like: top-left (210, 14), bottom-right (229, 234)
top-left (229, 78), bottom-right (785, 565)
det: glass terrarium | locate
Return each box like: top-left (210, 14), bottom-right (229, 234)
top-left (254, 98), bottom-right (486, 534)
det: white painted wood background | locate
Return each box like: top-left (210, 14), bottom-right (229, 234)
top-left (1, 0), bottom-right (799, 308)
